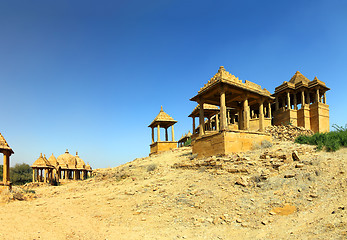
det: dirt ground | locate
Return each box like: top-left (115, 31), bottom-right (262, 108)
top-left (0, 141), bottom-right (346, 240)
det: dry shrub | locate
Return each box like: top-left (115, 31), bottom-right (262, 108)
top-left (0, 187), bottom-right (36, 203)
top-left (261, 140), bottom-right (273, 148)
top-left (94, 170), bottom-right (130, 182)
top-left (147, 164), bottom-right (157, 172)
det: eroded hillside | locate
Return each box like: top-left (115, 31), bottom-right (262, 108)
top-left (0, 141), bottom-right (346, 240)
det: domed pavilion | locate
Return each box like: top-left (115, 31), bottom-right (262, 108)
top-left (148, 106), bottom-right (177, 155)
top-left (32, 149), bottom-right (92, 183)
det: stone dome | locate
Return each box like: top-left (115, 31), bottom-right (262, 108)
top-left (32, 153), bottom-right (52, 167)
top-left (48, 153), bottom-right (58, 167)
top-left (57, 149), bottom-right (76, 168)
top-left (85, 163), bottom-right (92, 170)
top-left (75, 152), bottom-right (86, 169)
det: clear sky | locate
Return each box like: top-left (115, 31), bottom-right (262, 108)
top-left (0, 0), bottom-right (346, 168)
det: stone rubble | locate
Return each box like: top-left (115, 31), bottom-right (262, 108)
top-left (265, 125), bottom-right (314, 141)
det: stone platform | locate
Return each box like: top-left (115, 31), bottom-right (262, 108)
top-left (150, 141), bottom-right (177, 155)
top-left (192, 130), bottom-right (271, 158)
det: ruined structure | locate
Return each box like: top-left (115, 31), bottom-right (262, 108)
top-left (0, 133), bottom-right (14, 190)
top-left (178, 131), bottom-right (192, 147)
top-left (273, 71), bottom-right (330, 132)
top-left (148, 106), bottom-right (177, 154)
top-left (32, 150), bottom-right (92, 183)
top-left (190, 66), bottom-right (273, 157)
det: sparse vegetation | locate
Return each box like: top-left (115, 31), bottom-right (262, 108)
top-left (23, 189), bottom-right (35, 194)
top-left (184, 137), bottom-right (192, 146)
top-left (10, 163), bottom-right (32, 185)
top-left (252, 142), bottom-right (261, 150)
top-left (295, 124), bottom-right (347, 151)
top-left (261, 140), bottom-right (273, 148)
top-left (281, 120), bottom-right (293, 126)
top-left (147, 163), bottom-right (157, 172)
top-left (0, 163), bottom-right (32, 185)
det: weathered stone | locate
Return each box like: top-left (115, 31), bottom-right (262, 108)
top-left (309, 194), bottom-right (318, 198)
top-left (292, 151), bottom-right (300, 161)
top-left (235, 176), bottom-right (248, 187)
top-left (265, 125), bottom-right (315, 141)
top-left (271, 205), bottom-right (296, 215)
top-left (284, 173), bottom-right (296, 178)
top-left (213, 217), bottom-right (221, 225)
top-left (295, 163), bottom-right (304, 168)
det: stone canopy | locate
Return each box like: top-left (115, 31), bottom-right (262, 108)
top-left (190, 66), bottom-right (274, 133)
top-left (273, 71), bottom-right (330, 132)
top-left (0, 133), bottom-right (14, 154)
top-left (191, 66), bottom-right (274, 108)
top-left (148, 106), bottom-right (177, 129)
top-left (275, 71), bottom-right (330, 95)
top-left (148, 106), bottom-right (177, 154)
top-left (32, 153), bottom-right (54, 168)
top-left (189, 66), bottom-right (273, 158)
top-left (188, 104), bottom-right (219, 118)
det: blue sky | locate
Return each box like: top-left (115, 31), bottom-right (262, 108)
top-left (0, 0), bottom-right (346, 168)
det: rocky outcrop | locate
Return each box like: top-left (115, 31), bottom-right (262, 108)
top-left (265, 125), bottom-right (313, 141)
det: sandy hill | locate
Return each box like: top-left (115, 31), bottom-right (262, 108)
top-left (0, 141), bottom-right (346, 240)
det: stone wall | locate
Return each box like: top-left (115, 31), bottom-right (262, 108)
top-left (150, 142), bottom-right (177, 155)
top-left (273, 109), bottom-right (298, 126)
top-left (274, 104), bottom-right (329, 133)
top-left (297, 107), bottom-right (311, 129)
top-left (310, 102), bottom-right (330, 133)
top-left (192, 131), bottom-right (272, 158)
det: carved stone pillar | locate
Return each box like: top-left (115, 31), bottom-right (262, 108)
top-left (199, 99), bottom-right (205, 136)
top-left (243, 96), bottom-right (250, 130)
top-left (220, 89), bottom-right (227, 130)
top-left (165, 128), bottom-right (168, 141)
top-left (3, 153), bottom-right (10, 184)
top-left (301, 90), bottom-right (305, 108)
top-left (287, 92), bottom-right (291, 110)
top-left (157, 124), bottom-right (160, 141)
top-left (44, 169), bottom-right (47, 183)
top-left (171, 125), bottom-right (175, 141)
top-left (259, 99), bottom-right (264, 132)
top-left (192, 117), bottom-right (195, 134)
top-left (293, 93), bottom-right (297, 110)
top-left (32, 169), bottom-right (35, 182)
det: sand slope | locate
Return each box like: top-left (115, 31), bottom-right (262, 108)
top-left (0, 141), bottom-right (346, 240)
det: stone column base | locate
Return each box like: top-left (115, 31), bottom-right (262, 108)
top-left (0, 182), bottom-right (12, 192)
top-left (192, 130), bottom-right (272, 158)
